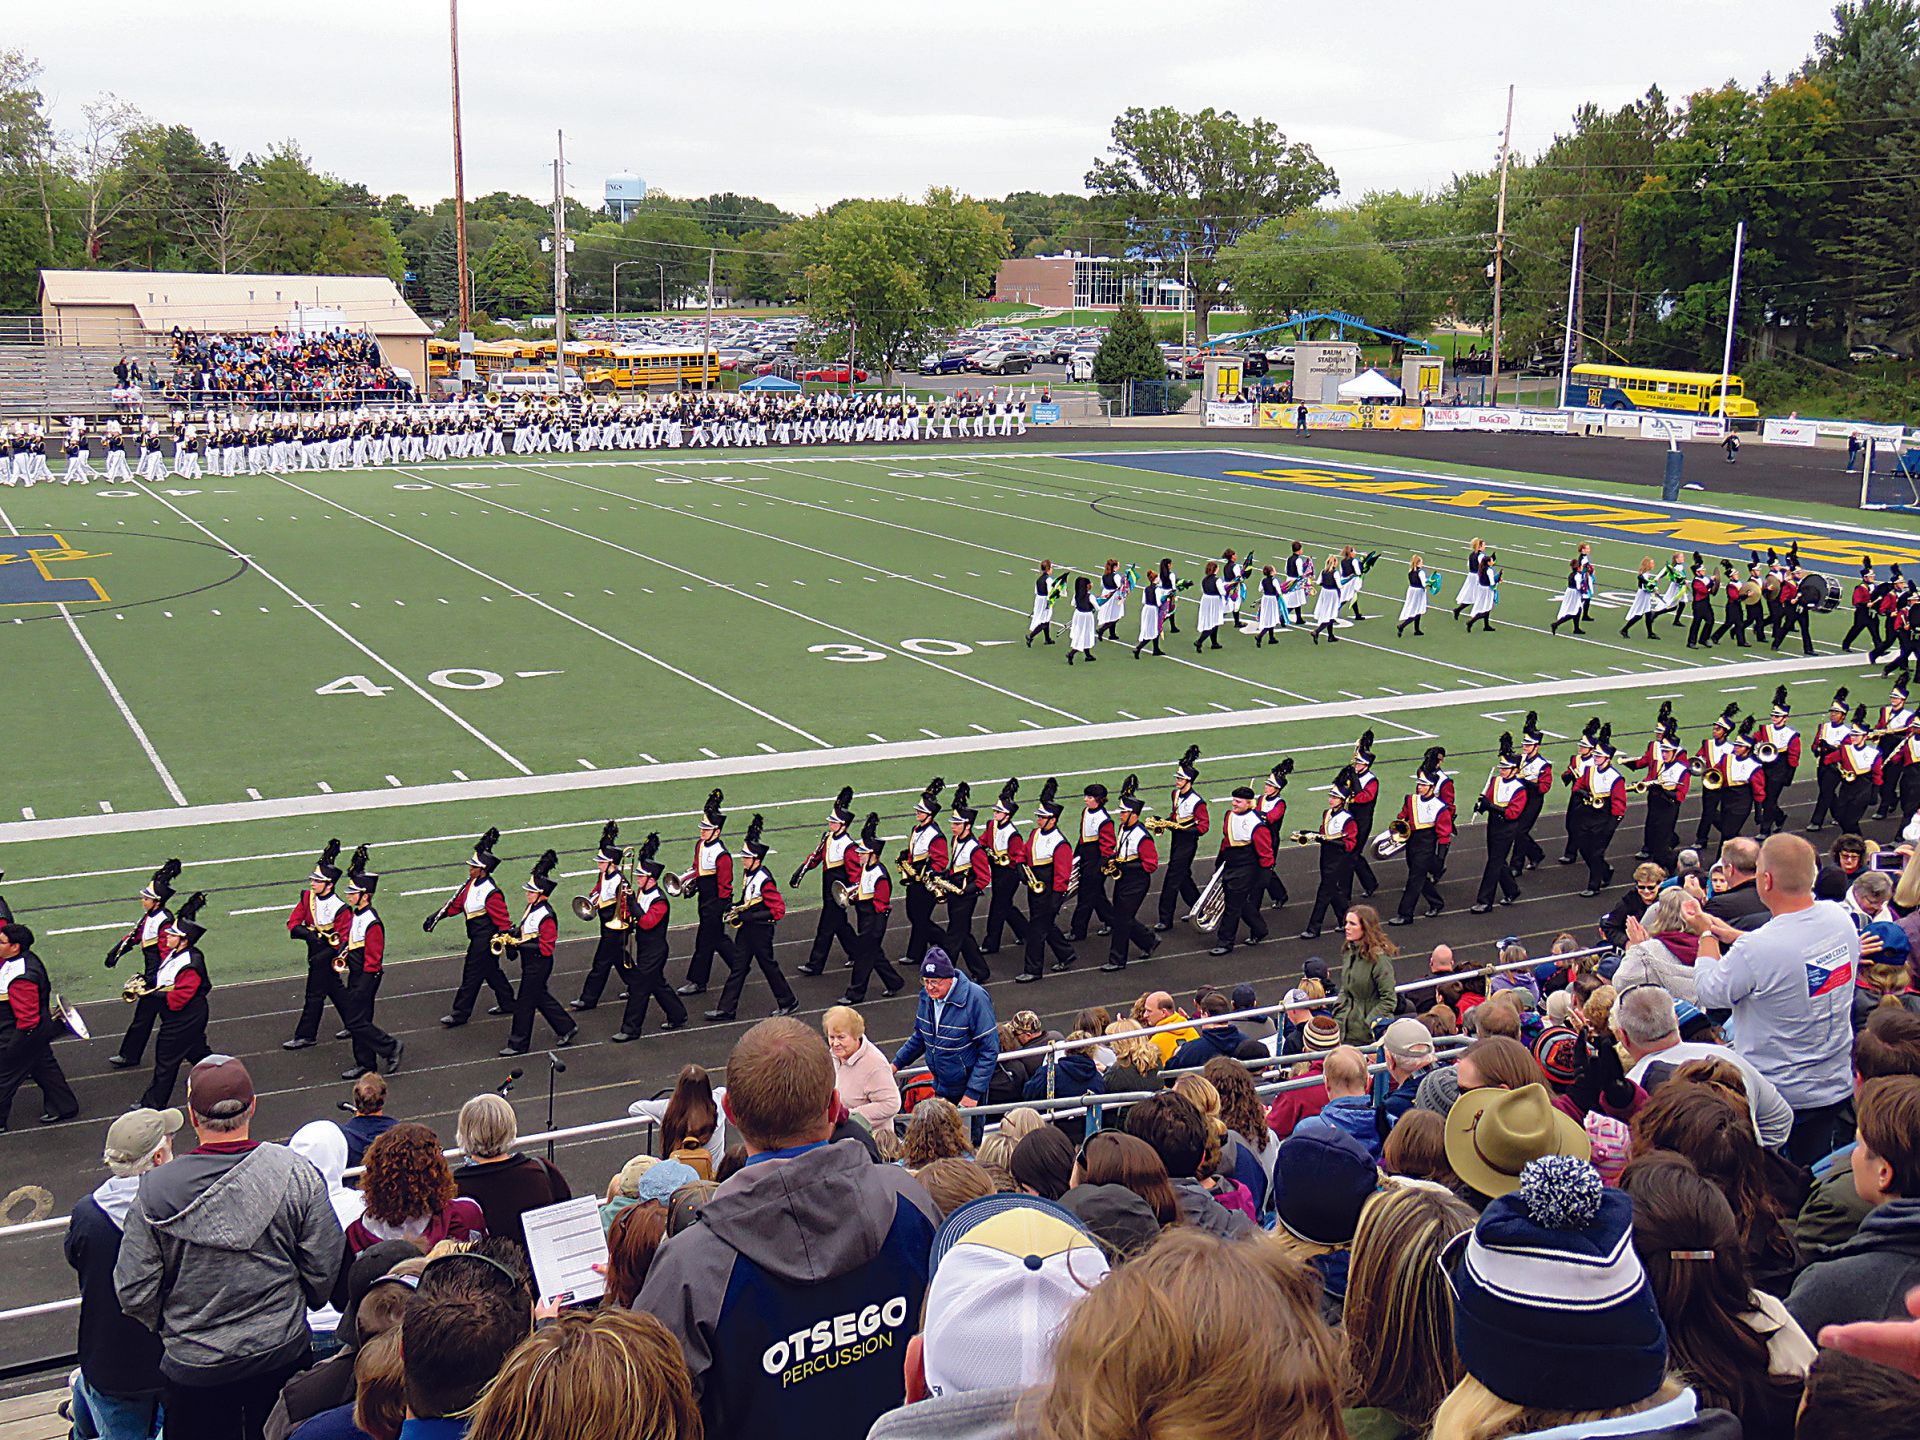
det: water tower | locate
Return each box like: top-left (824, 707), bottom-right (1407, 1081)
top-left (605, 172), bottom-right (648, 221)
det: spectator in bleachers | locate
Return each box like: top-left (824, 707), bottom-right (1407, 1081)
top-left (1443, 1080), bottom-right (1591, 1209)
top-left (1612, 984), bottom-right (1794, 1148)
top-left (451, 1094), bottom-right (570, 1256)
top-left (1060, 1132), bottom-right (1174, 1255)
top-left (1380, 1017), bottom-right (1438, 1126)
top-left (1098, 1019), bottom-right (1162, 1095)
top-left (1008, 1126), bottom-right (1075, 1201)
top-left (1272, 1123), bottom-right (1380, 1323)
top-left (1381, 1109), bottom-right (1459, 1191)
top-left (1795, 1349), bottom-right (1920, 1434)
top-left (630, 1064), bottom-right (729, 1176)
top-left (346, 1124), bottom-right (485, 1258)
top-left (1307, 1045), bottom-right (1384, 1162)
top-left (1166, 991), bottom-right (1256, 1070)
top-left (114, 1055), bottom-right (344, 1440)
top-left (340, 1074), bottom-right (398, 1170)
top-left (824, 1005), bottom-right (902, 1130)
top-left (1266, 1013), bottom-right (1341, 1140)
top-left (893, 949), bottom-right (999, 1111)
top-left (1613, 887), bottom-right (1704, 1003)
top-left (903, 1098), bottom-right (974, 1172)
top-left (465, 1310), bottom-right (699, 1440)
top-left (916, 1156), bottom-right (997, 1218)
top-left (264, 1245), bottom-right (418, 1440)
top-left (1202, 1056), bottom-right (1275, 1198)
top-left (1702, 837), bottom-right (1769, 931)
top-left (600, 1198), bottom-right (670, 1309)
top-left (636, 1017), bottom-right (939, 1440)
top-left (1131, 991), bottom-right (1198, 1064)
top-left (1171, 1074), bottom-right (1258, 1221)
top-left (66, 1108), bottom-right (175, 1440)
top-left (1794, 1006), bottom-right (1920, 1256)
top-left (168, 327), bottom-right (404, 407)
top-left (399, 1249), bottom-right (533, 1439)
top-left (1123, 1091), bottom-right (1250, 1238)
top-left (288, 1120), bottom-right (367, 1350)
top-left (1335, 905), bottom-right (1399, 1045)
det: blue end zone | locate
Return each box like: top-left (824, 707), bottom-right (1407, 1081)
top-left (0, 535), bottom-right (110, 605)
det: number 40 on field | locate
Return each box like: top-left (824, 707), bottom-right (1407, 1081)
top-left (316, 667), bottom-right (562, 696)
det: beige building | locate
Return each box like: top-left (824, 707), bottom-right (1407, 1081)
top-left (37, 270), bottom-right (430, 384)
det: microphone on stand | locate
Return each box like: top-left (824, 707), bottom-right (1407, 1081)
top-left (544, 1054), bottom-right (566, 1163)
top-left (497, 1067), bottom-right (523, 1097)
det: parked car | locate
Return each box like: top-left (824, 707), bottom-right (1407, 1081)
top-left (1265, 346), bottom-right (1296, 364)
top-left (918, 353), bottom-right (971, 375)
top-left (973, 350), bottom-right (1033, 376)
top-left (1850, 343), bottom-right (1906, 363)
top-left (801, 365), bottom-right (870, 382)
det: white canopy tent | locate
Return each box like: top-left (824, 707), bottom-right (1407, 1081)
top-left (1337, 368), bottom-right (1404, 400)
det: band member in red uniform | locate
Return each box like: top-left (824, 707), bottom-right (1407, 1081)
top-left (1685, 554), bottom-right (1718, 649)
top-left (1843, 562), bottom-right (1881, 653)
top-left (1720, 723), bottom-right (1767, 841)
top-left (982, 779), bottom-right (1031, 954)
top-left (284, 840), bottom-right (351, 1051)
top-left (0, 923), bottom-right (78, 1130)
top-left (1513, 713), bottom-right (1552, 872)
top-left (139, 893), bottom-right (213, 1109)
top-left (1068, 782), bottom-right (1118, 942)
top-left (1102, 776), bottom-right (1161, 971)
top-left (1756, 687), bottom-right (1802, 835)
top-left (1875, 682), bottom-right (1915, 818)
top-left (842, 815), bottom-right (904, 1004)
top-left (677, 790), bottom-right (738, 997)
top-left (794, 787), bottom-right (861, 977)
top-left (1558, 722), bottom-right (1601, 866)
top-left (1348, 732), bottom-right (1382, 899)
top-left (1571, 726), bottom-right (1628, 897)
top-left (1808, 688), bottom-right (1853, 830)
top-left (1390, 764), bottom-right (1455, 926)
top-left (1207, 785), bottom-right (1273, 956)
top-left (1771, 564), bottom-right (1813, 655)
top-left (942, 784), bottom-right (993, 983)
top-left (1691, 706), bottom-right (1741, 849)
top-left (1019, 780), bottom-right (1077, 982)
top-left (573, 822), bottom-right (633, 1012)
top-left (429, 827), bottom-right (516, 1027)
top-left (901, 778), bottom-right (950, 963)
top-left (107, 859), bottom-right (180, 1071)
top-left (1829, 707), bottom-right (1885, 835)
top-left (1472, 740), bottom-right (1529, 914)
top-left (1299, 771), bottom-right (1360, 939)
top-left (336, 853), bottom-right (404, 1077)
top-left (503, 851), bottom-right (576, 1056)
top-left (1629, 706), bottom-right (1691, 871)
top-left (1254, 759), bottom-right (1294, 915)
top-left (1155, 746), bottom-right (1210, 931)
top-left (612, 834), bottom-right (687, 1041)
top-left (710, 815), bottom-right (799, 1022)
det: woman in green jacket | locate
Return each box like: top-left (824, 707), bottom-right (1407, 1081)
top-left (1334, 904), bottom-right (1399, 1045)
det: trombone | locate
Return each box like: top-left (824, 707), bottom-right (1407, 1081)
top-left (1145, 815), bottom-right (1194, 833)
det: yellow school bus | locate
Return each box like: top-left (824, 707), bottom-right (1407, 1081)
top-left (426, 337), bottom-right (457, 380)
top-left (583, 346), bottom-right (719, 391)
top-left (1565, 363), bottom-right (1760, 423)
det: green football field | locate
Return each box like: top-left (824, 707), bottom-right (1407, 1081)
top-left (4, 439), bottom-right (1917, 1002)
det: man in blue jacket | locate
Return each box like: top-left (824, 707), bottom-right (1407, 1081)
top-left (893, 949), bottom-right (999, 1108)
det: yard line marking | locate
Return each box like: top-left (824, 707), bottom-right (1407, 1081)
top-left (1722, 685), bottom-right (1756, 693)
top-left (699, 747), bottom-right (719, 758)
top-left (867, 733), bottom-right (888, 743)
top-left (47, 920), bottom-right (138, 937)
top-left (756, 742), bottom-right (778, 753)
top-left (578, 759), bottom-right (597, 770)
top-left (639, 753), bottom-right (657, 764)
top-left (1116, 710), bottom-right (1139, 720)
top-left (1338, 690), bottom-right (1365, 700)
top-left (0, 650), bottom-right (1868, 846)
top-left (920, 728), bottom-right (941, 738)
top-left (98, 801), bottom-right (113, 813)
top-left (1419, 682), bottom-right (1447, 691)
top-left (284, 472), bottom-right (828, 749)
top-left (1209, 701), bottom-right (1236, 712)
top-left (20, 808), bottom-right (33, 820)
top-left (0, 499), bottom-right (189, 806)
top-left (317, 782), bottom-right (333, 794)
top-left (246, 787), bottom-right (263, 801)
top-left (121, 478), bottom-right (533, 776)
top-left (452, 769), bottom-right (469, 781)
top-left (969, 723), bottom-right (993, 734)
top-left (1571, 669), bottom-right (1598, 678)
top-left (226, 903), bottom-right (288, 917)
top-left (384, 775), bottom-right (403, 788)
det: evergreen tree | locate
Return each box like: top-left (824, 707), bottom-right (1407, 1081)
top-left (423, 221), bottom-right (462, 317)
top-left (1092, 298), bottom-right (1163, 384)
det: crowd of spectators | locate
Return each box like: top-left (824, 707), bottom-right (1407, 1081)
top-left (165, 328), bottom-right (409, 406)
top-left (52, 829), bottom-right (1920, 1440)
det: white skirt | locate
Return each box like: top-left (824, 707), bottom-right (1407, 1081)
top-left (1198, 591), bottom-right (1227, 631)
top-left (1555, 585), bottom-right (1584, 620)
top-left (1030, 593), bottom-right (1052, 627)
top-left (1657, 581), bottom-right (1682, 611)
top-left (1454, 567), bottom-right (1482, 606)
top-left (1283, 577), bottom-right (1307, 611)
top-left (1313, 586), bottom-right (1341, 625)
top-left (1471, 583), bottom-right (1497, 618)
top-left (1098, 590), bottom-right (1125, 626)
top-left (1138, 602), bottom-right (1163, 642)
top-left (1256, 592), bottom-right (1281, 630)
top-left (1399, 586), bottom-right (1428, 622)
top-left (1339, 573), bottom-right (1362, 604)
top-left (1625, 585), bottom-right (1661, 620)
top-left (1070, 610), bottom-right (1097, 650)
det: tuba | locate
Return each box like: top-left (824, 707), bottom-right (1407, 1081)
top-left (1185, 868), bottom-right (1228, 930)
top-left (1372, 819), bottom-right (1411, 858)
top-left (51, 993), bottom-right (90, 1040)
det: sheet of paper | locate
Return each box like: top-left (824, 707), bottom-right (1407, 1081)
top-left (522, 1195), bottom-right (610, 1307)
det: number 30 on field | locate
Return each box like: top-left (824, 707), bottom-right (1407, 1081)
top-left (316, 668), bottom-right (506, 696)
top-left (808, 638), bottom-right (974, 662)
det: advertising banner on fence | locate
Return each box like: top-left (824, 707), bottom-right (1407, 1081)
top-left (1031, 402), bottom-right (1061, 425)
top-left (1425, 406), bottom-right (1567, 434)
top-left (1204, 401), bottom-right (1255, 427)
top-left (1763, 418), bottom-right (1819, 447)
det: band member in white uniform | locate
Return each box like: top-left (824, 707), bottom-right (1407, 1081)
top-left (1396, 554), bottom-right (1430, 638)
top-left (1134, 568), bottom-right (1166, 658)
top-left (1337, 545), bottom-right (1365, 620)
top-left (1551, 557), bottom-right (1588, 635)
top-left (1026, 559), bottom-right (1058, 646)
top-left (1452, 538), bottom-right (1486, 619)
top-left (1465, 549), bottom-right (1499, 633)
top-left (1621, 557), bottom-right (1663, 639)
top-left (1096, 560), bottom-right (1126, 640)
top-left (1310, 554), bottom-right (1342, 644)
top-left (1193, 561), bottom-right (1227, 651)
top-left (1283, 541), bottom-right (1312, 627)
top-left (1067, 576), bottom-right (1099, 665)
top-left (1252, 565), bottom-right (1285, 647)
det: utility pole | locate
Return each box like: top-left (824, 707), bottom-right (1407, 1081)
top-left (551, 130), bottom-right (568, 385)
top-left (702, 247), bottom-right (715, 392)
top-left (1717, 220), bottom-right (1745, 425)
top-left (1489, 83), bottom-right (1514, 407)
top-left (1559, 223), bottom-right (1583, 411)
top-left (448, 0), bottom-right (469, 332)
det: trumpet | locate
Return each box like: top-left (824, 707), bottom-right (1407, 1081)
top-left (1703, 771), bottom-right (1725, 791)
top-left (989, 848), bottom-right (1011, 865)
top-left (1289, 829), bottom-right (1321, 846)
top-left (490, 931), bottom-right (517, 958)
top-left (121, 975), bottom-right (157, 1002)
top-left (332, 944), bottom-right (351, 978)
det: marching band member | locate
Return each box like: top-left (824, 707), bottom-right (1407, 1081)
top-left (677, 790), bottom-right (739, 998)
top-left (1691, 705), bottom-right (1742, 849)
top-left (1102, 777), bottom-right (1161, 971)
top-left (1742, 557), bottom-right (1769, 643)
top-left (1348, 732), bottom-right (1382, 900)
top-left (106, 859), bottom-right (181, 1072)
top-left (902, 778), bottom-right (950, 963)
top-left (613, 834), bottom-right (687, 1041)
top-left (942, 784), bottom-right (993, 983)
top-left (0, 922), bottom-right (78, 1131)
top-left (1451, 538), bottom-right (1486, 620)
top-left (1557, 721), bottom-right (1602, 866)
top-left (1096, 559), bottom-right (1126, 641)
top-left (1655, 551), bottom-right (1687, 627)
top-left (573, 822), bottom-right (635, 1011)
top-left (1828, 707), bottom-right (1884, 835)
top-left (1068, 782), bottom-right (1118, 942)
top-left (139, 893), bottom-right (213, 1110)
top-left (1338, 544), bottom-right (1366, 621)
top-left (1549, 554), bottom-right (1587, 635)
top-left (1757, 687), bottom-right (1802, 835)
top-left (1761, 549), bottom-right (1788, 643)
top-left (1155, 747), bottom-right (1210, 931)
top-left (1513, 714), bottom-right (1553, 872)
top-left (1882, 584), bottom-right (1920, 680)
top-left (1868, 568), bottom-right (1906, 664)
top-left (1464, 548), bottom-right (1499, 633)
top-left (1808, 688), bottom-right (1854, 830)
top-left (1470, 739), bottom-right (1528, 914)
top-left (1309, 552), bottom-right (1342, 644)
top-left (500, 852), bottom-right (577, 1055)
top-left (1629, 706), bottom-right (1691, 871)
top-left (841, 814), bottom-right (904, 1004)
top-left (1842, 562), bottom-right (1880, 653)
top-left (1620, 558), bottom-right (1663, 640)
top-left (61, 429), bottom-right (94, 485)
top-left (1772, 564), bottom-right (1814, 655)
top-left (1067, 576), bottom-right (1099, 665)
top-left (429, 827), bottom-right (517, 1027)
top-left (1193, 560), bottom-right (1227, 651)
top-left (1251, 565), bottom-right (1284, 647)
top-left (1685, 554), bottom-right (1718, 649)
top-left (1018, 779), bottom-right (1077, 981)
top-left (1875, 682), bottom-right (1915, 818)
top-left (1570, 726), bottom-right (1627, 897)
top-left (1133, 565), bottom-right (1167, 658)
top-left (1720, 723), bottom-right (1767, 841)
top-left (982, 779), bottom-right (1031, 953)
top-left (101, 424), bottom-right (131, 482)
top-left (1207, 785), bottom-right (1273, 956)
top-left (1389, 763), bottom-right (1454, 926)
top-left (0, 868), bottom-right (11, 925)
top-left (1396, 553), bottom-right (1431, 638)
top-left (1298, 771), bottom-right (1360, 939)
top-left (1025, 559), bottom-right (1058, 646)
top-left (1577, 543), bottom-right (1597, 622)
top-left (1254, 759), bottom-right (1294, 915)
top-left (793, 788), bottom-right (861, 977)
top-left (1710, 558), bottom-right (1753, 647)
top-left (282, 840), bottom-right (350, 1051)
top-left (338, 854), bottom-right (404, 1079)
top-left (708, 816), bottom-right (799, 1023)
top-left (1283, 541), bottom-right (1312, 628)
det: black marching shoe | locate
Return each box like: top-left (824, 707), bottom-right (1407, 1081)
top-left (1153, 921), bottom-right (1173, 932)
top-left (1049, 959), bottom-right (1074, 973)
top-left (1014, 973), bottom-right (1040, 983)
top-left (382, 1039), bottom-right (405, 1075)
top-left (675, 983), bottom-right (707, 997)
top-left (1387, 915), bottom-right (1413, 926)
top-left (1208, 945), bottom-right (1233, 956)
top-left (282, 1037), bottom-right (316, 1051)
top-left (440, 1015), bottom-right (466, 1028)
top-left (882, 982), bottom-right (904, 998)
top-left (773, 1000), bottom-right (801, 1017)
top-left (1469, 902), bottom-right (1493, 914)
top-left (335, 1029), bottom-right (352, 1040)
top-left (498, 1045), bottom-right (529, 1058)
top-left (556, 1029), bottom-right (578, 1047)
top-left (1298, 928), bottom-right (1322, 940)
top-left (41, 1110), bottom-right (78, 1125)
top-left (486, 1004), bottom-right (508, 1017)
top-left (1578, 888), bottom-right (1600, 898)
top-left (568, 999), bottom-right (593, 1011)
top-left (611, 1031), bottom-right (639, 1043)
top-left (341, 1066), bottom-right (369, 1081)
top-left (662, 1018), bottom-right (689, 1031)
top-left (703, 1009), bottom-right (736, 1022)
top-left (796, 965), bottom-right (824, 978)
top-left (108, 1055), bottom-right (136, 1069)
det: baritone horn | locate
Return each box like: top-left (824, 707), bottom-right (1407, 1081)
top-left (663, 869), bottom-right (695, 899)
top-left (1185, 868), bottom-right (1227, 930)
top-left (1372, 819), bottom-right (1410, 858)
top-left (1755, 741), bottom-right (1779, 763)
top-left (570, 895), bottom-right (598, 922)
top-left (1289, 829), bottom-right (1320, 846)
top-left (830, 879), bottom-right (852, 909)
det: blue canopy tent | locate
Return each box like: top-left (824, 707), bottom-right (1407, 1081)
top-left (739, 374), bottom-right (802, 392)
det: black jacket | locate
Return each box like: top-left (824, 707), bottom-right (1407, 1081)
top-left (1704, 880), bottom-right (1769, 932)
top-left (65, 1190), bottom-right (165, 1396)
top-left (1787, 1196), bottom-right (1920, 1334)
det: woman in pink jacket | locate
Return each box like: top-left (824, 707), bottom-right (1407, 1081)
top-left (824, 1005), bottom-right (902, 1130)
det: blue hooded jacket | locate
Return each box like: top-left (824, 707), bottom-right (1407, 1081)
top-left (893, 974), bottom-right (999, 1103)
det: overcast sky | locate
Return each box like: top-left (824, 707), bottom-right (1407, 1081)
top-left (16, 0), bottom-right (1838, 216)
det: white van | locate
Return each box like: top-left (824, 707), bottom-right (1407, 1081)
top-left (488, 368), bottom-right (583, 398)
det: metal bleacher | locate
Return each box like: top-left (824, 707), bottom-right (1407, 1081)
top-left (0, 316), bottom-right (169, 423)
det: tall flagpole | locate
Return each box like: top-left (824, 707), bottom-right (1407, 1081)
top-left (449, 0), bottom-right (470, 332)
top-left (1559, 224), bottom-right (1583, 408)
top-left (1488, 84), bottom-right (1514, 407)
top-left (1717, 220), bottom-right (1745, 424)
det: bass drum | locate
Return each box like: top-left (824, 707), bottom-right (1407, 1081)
top-left (1799, 571), bottom-right (1839, 613)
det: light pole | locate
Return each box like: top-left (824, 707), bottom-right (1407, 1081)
top-left (657, 263), bottom-right (667, 314)
top-left (612, 260), bottom-right (641, 323)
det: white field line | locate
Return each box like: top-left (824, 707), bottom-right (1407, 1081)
top-left (497, 464), bottom-right (1089, 726)
top-left (0, 650), bottom-right (1866, 846)
top-left (123, 477), bottom-right (533, 775)
top-left (282, 472), bottom-right (830, 748)
top-left (0, 501), bottom-right (187, 805)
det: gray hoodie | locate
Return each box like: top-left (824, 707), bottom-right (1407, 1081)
top-left (115, 1142), bottom-right (344, 1385)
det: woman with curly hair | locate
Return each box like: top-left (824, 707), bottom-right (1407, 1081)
top-left (346, 1122), bottom-right (486, 1257)
top-left (466, 1309), bottom-right (700, 1440)
top-left (1335, 904), bottom-right (1400, 1045)
top-left (902, 1097), bottom-right (973, 1172)
top-left (1203, 1055), bottom-right (1276, 1197)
